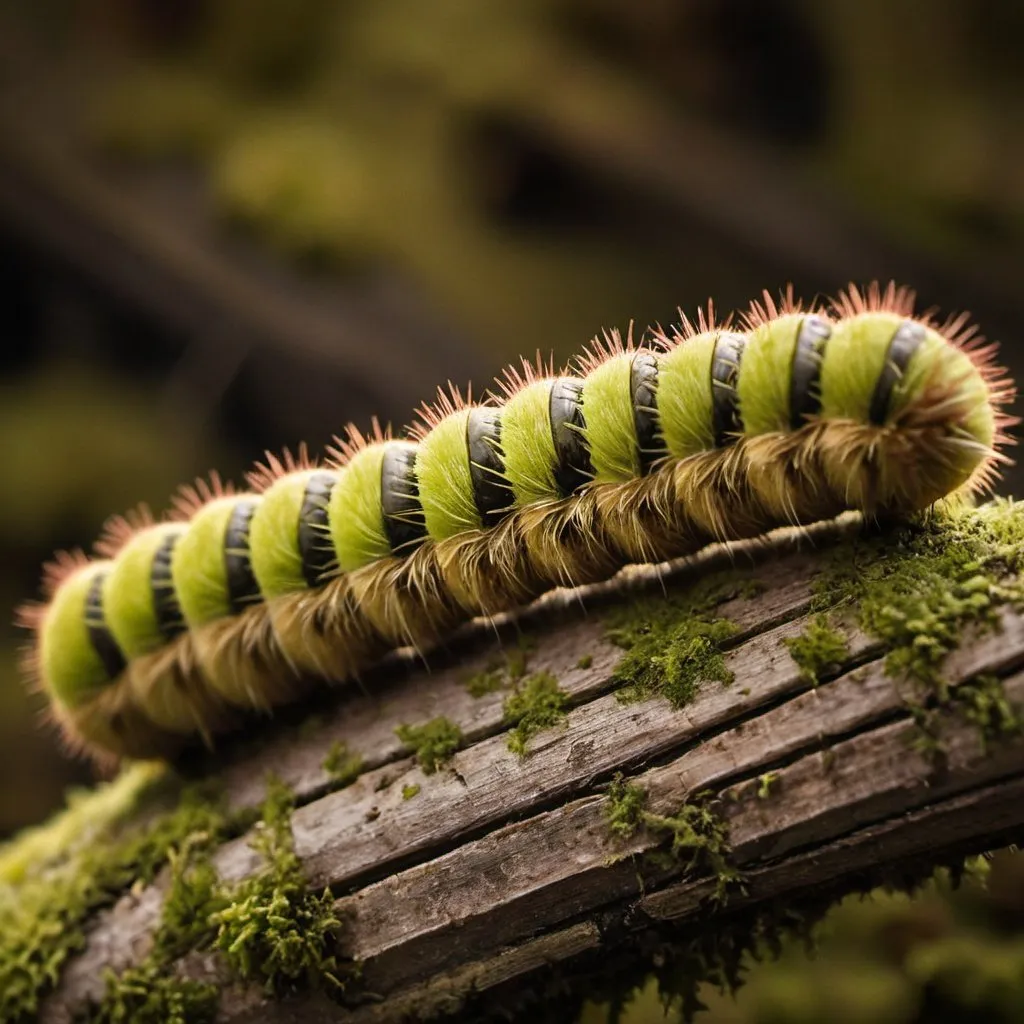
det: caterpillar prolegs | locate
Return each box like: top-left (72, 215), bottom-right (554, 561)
top-left (19, 283), bottom-right (1015, 763)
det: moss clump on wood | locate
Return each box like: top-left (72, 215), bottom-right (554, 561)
top-left (604, 573), bottom-right (749, 708)
top-left (605, 775), bottom-right (648, 840)
top-left (89, 961), bottom-right (218, 1024)
top-left (783, 615), bottom-right (851, 686)
top-left (810, 501), bottom-right (1024, 687)
top-left (0, 765), bottom-right (226, 1024)
top-left (89, 836), bottom-right (224, 1023)
top-left (321, 740), bottom-right (363, 788)
top-left (604, 776), bottom-right (739, 902)
top-left (402, 783), bottom-right (421, 801)
top-left (463, 635), bottom-right (536, 697)
top-left (955, 673), bottom-right (1023, 750)
top-left (810, 499), bottom-right (1024, 750)
top-left (756, 772), bottom-right (780, 800)
top-left (464, 665), bottom-right (506, 698)
top-left (90, 778), bottom-right (345, 1015)
top-left (503, 672), bottom-right (569, 756)
top-left (210, 780), bottom-right (343, 996)
top-left (913, 673), bottom-right (1023, 762)
top-left (395, 717), bottom-right (464, 774)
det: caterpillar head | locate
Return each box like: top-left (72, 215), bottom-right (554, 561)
top-left (18, 554), bottom-right (177, 762)
top-left (821, 283), bottom-right (1015, 512)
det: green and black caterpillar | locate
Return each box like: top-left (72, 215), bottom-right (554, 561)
top-left (19, 283), bottom-right (1015, 763)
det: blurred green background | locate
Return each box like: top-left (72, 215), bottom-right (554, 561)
top-left (0, 4), bottom-right (1022, 1015)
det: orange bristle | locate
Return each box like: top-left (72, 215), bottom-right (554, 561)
top-left (742, 283), bottom-right (809, 330)
top-left (491, 352), bottom-right (557, 401)
top-left (326, 418), bottom-right (393, 467)
top-left (169, 470), bottom-right (237, 521)
top-left (94, 505), bottom-right (156, 559)
top-left (830, 281), bottom-right (916, 321)
top-left (32, 549), bottom-right (91, 601)
top-left (651, 299), bottom-right (729, 351)
top-left (408, 382), bottom-right (475, 441)
top-left (575, 324), bottom-right (637, 376)
top-left (247, 442), bottom-right (317, 491)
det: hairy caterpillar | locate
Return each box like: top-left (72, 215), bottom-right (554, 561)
top-left (19, 283), bottom-right (1015, 764)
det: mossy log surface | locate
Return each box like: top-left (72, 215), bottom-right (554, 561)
top-left (6, 504), bottom-right (1024, 1023)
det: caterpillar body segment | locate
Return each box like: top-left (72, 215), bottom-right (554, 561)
top-left (23, 558), bottom-right (184, 761)
top-left (246, 466), bottom-right (376, 684)
top-left (98, 521), bottom-right (232, 740)
top-left (21, 283), bottom-right (1014, 762)
top-left (170, 491), bottom-right (314, 714)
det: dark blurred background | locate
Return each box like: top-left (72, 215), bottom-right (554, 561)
top-left (0, 0), bottom-right (1022, 837)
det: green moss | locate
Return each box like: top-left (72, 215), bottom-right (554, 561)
top-left (395, 717), bottom-right (463, 774)
top-left (810, 501), bottom-right (1024, 686)
top-left (809, 500), bottom-right (1024, 750)
top-left (604, 572), bottom-right (747, 708)
top-left (757, 772), bottom-right (780, 801)
top-left (91, 779), bottom-right (346, 1016)
top-left (956, 673), bottom-right (1023, 750)
top-left (88, 835), bottom-right (224, 1021)
top-left (210, 780), bottom-right (343, 996)
top-left (463, 635), bottom-right (535, 697)
top-left (604, 775), bottom-right (648, 840)
top-left (89, 962), bottom-right (218, 1024)
top-left (784, 615), bottom-right (851, 687)
top-left (0, 767), bottom-right (228, 1024)
top-left (604, 778), bottom-right (739, 904)
top-left (503, 672), bottom-right (569, 756)
top-left (913, 673), bottom-right (1023, 762)
top-left (322, 741), bottom-right (363, 788)
top-left (167, 860), bottom-right (222, 952)
top-left (401, 784), bottom-right (421, 801)
top-left (464, 664), bottom-right (506, 698)
top-left (506, 637), bottom-right (535, 681)
top-left (613, 619), bottom-right (736, 708)
top-left (577, 654), bottom-right (594, 670)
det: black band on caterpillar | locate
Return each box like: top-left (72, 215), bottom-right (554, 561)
top-left (84, 571), bottom-right (127, 678)
top-left (711, 331), bottom-right (746, 446)
top-left (224, 499), bottom-right (261, 614)
top-left (467, 407), bottom-right (513, 527)
top-left (631, 351), bottom-right (667, 473)
top-left (298, 472), bottom-right (337, 588)
top-left (789, 314), bottom-right (832, 428)
top-left (870, 320), bottom-right (926, 426)
top-left (151, 533), bottom-right (186, 641)
top-left (381, 445), bottom-right (427, 553)
top-left (550, 377), bottom-right (593, 496)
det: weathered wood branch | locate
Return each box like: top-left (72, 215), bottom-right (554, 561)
top-left (31, 519), bottom-right (1024, 1022)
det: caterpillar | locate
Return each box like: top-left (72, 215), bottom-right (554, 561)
top-left (18, 282), bottom-right (1015, 764)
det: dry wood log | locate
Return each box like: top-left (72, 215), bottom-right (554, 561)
top-left (8, 508), bottom-right (1024, 1024)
